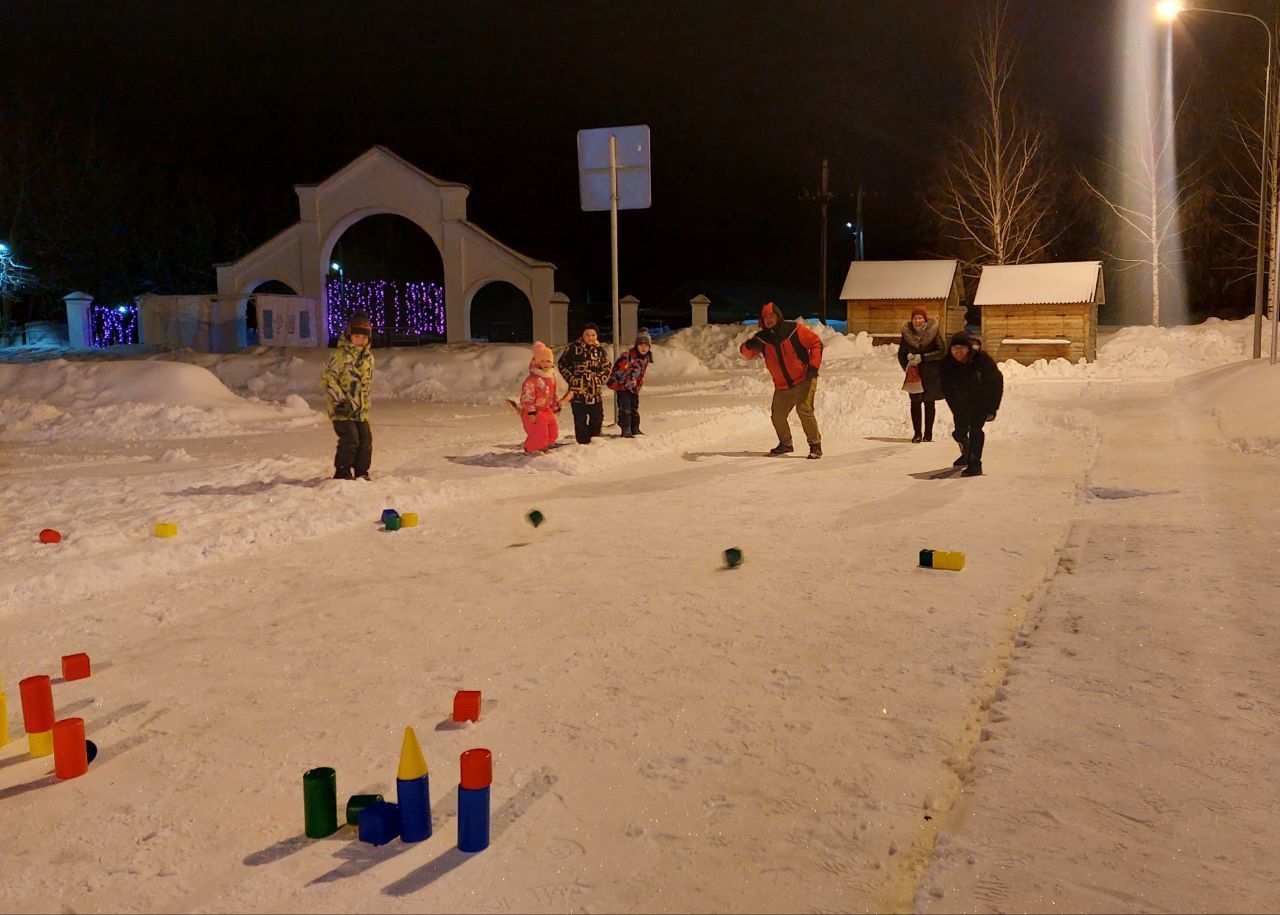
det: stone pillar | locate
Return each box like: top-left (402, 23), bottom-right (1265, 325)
top-left (690, 293), bottom-right (710, 327)
top-left (547, 292), bottom-right (570, 347)
top-left (619, 295), bottom-right (639, 354)
top-left (63, 291), bottom-right (94, 349)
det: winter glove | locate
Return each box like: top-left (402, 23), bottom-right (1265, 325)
top-left (907, 353), bottom-right (922, 366)
top-left (805, 366), bottom-right (819, 380)
top-left (986, 412), bottom-right (997, 423)
top-left (742, 337), bottom-right (764, 353)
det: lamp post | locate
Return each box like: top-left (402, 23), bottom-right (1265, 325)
top-left (1158, 1), bottom-right (1274, 361)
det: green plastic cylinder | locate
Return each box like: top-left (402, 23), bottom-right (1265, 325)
top-left (303, 767), bottom-right (339, 838)
top-left (346, 793), bottom-right (384, 826)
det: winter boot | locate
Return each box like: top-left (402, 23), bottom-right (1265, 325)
top-left (912, 433), bottom-right (923, 444)
top-left (619, 411), bottom-right (635, 438)
top-left (961, 461), bottom-right (983, 477)
top-left (768, 442), bottom-right (795, 456)
top-left (953, 453), bottom-right (969, 467)
top-left (334, 468), bottom-right (354, 480)
top-left (807, 442), bottom-right (823, 460)
top-left (356, 472), bottom-right (372, 481)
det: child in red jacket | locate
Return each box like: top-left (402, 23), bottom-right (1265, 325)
top-left (509, 341), bottom-right (570, 454)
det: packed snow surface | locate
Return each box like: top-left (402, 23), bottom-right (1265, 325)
top-left (1, 317), bottom-right (1277, 913)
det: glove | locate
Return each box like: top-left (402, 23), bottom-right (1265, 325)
top-left (743, 337), bottom-right (764, 353)
top-left (907, 353), bottom-right (922, 366)
top-left (986, 413), bottom-right (997, 423)
top-left (805, 366), bottom-right (819, 380)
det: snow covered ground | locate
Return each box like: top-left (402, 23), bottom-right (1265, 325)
top-left (1, 317), bottom-right (1277, 913)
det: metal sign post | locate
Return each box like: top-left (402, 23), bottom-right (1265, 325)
top-left (578, 125), bottom-right (651, 428)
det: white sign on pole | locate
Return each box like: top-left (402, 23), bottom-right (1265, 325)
top-left (577, 125), bottom-right (652, 211)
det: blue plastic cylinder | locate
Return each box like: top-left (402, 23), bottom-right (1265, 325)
top-left (397, 775), bottom-right (432, 842)
top-left (458, 785), bottom-right (490, 852)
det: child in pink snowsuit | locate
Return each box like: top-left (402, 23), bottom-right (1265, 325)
top-left (514, 341), bottom-right (568, 454)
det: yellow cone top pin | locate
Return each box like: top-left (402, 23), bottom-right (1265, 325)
top-left (397, 726), bottom-right (428, 780)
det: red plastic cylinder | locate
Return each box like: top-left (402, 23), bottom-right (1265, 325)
top-left (452, 690), bottom-right (482, 723)
top-left (460, 748), bottom-right (493, 790)
top-left (19, 675), bottom-right (55, 733)
top-left (39, 529), bottom-right (62, 544)
top-left (61, 653), bottom-right (91, 681)
top-left (53, 718), bottom-right (88, 779)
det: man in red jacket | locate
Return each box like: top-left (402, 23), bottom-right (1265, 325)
top-left (739, 302), bottom-right (824, 459)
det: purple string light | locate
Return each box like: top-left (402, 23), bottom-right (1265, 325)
top-left (91, 303), bottom-right (139, 347)
top-left (326, 279), bottom-right (445, 340)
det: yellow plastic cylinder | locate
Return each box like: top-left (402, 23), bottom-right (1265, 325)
top-left (931, 550), bottom-right (966, 571)
top-left (154, 523), bottom-right (178, 538)
top-left (400, 512), bottom-right (419, 528)
top-left (29, 729), bottom-right (53, 758)
top-left (0, 692), bottom-right (8, 748)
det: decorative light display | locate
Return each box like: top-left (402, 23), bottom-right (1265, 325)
top-left (90, 303), bottom-right (139, 347)
top-left (325, 279), bottom-right (445, 340)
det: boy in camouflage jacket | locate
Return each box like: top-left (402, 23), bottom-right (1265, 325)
top-left (557, 322), bottom-right (612, 444)
top-left (322, 311), bottom-right (375, 479)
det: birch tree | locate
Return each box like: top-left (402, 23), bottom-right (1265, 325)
top-left (928, 0), bottom-right (1061, 275)
top-left (1080, 36), bottom-right (1203, 327)
top-left (1222, 68), bottom-right (1280, 318)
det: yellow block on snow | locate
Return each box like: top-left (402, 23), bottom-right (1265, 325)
top-left (153, 523), bottom-right (178, 538)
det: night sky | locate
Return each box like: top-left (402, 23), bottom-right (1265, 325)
top-left (2, 1), bottom-right (1180, 316)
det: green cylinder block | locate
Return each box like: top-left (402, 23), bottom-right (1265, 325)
top-left (303, 767), bottom-right (338, 838)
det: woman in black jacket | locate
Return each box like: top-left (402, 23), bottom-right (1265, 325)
top-left (940, 331), bottom-right (1004, 477)
top-left (897, 306), bottom-right (946, 443)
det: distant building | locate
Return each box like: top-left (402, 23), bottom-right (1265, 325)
top-left (974, 262), bottom-right (1104, 363)
top-left (840, 260), bottom-right (965, 345)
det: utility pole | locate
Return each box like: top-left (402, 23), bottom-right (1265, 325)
top-left (800, 157), bottom-right (833, 322)
top-left (854, 184), bottom-right (865, 261)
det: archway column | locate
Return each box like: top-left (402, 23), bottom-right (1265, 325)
top-left (544, 292), bottom-right (570, 346)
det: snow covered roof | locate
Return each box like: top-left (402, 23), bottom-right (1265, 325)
top-left (839, 260), bottom-right (959, 301)
top-left (975, 262), bottom-right (1103, 306)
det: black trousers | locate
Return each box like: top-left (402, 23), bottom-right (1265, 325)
top-left (951, 411), bottom-right (987, 464)
top-left (333, 420), bottom-right (373, 476)
top-left (909, 393), bottom-right (936, 437)
top-left (616, 389), bottom-right (641, 434)
top-left (571, 400), bottom-right (604, 443)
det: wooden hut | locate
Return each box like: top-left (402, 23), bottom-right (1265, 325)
top-left (840, 260), bottom-right (965, 345)
top-left (975, 262), bottom-right (1104, 364)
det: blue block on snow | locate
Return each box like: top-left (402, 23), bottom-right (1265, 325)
top-left (381, 509), bottom-right (400, 525)
top-left (358, 800), bottom-right (401, 846)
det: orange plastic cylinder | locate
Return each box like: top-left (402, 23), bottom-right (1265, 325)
top-left (460, 748), bottom-right (493, 790)
top-left (19, 675), bottom-right (54, 733)
top-left (53, 718), bottom-right (88, 779)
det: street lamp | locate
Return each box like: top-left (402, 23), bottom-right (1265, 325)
top-left (1159, 1), bottom-right (1274, 361)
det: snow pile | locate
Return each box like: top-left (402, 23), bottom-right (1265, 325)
top-left (0, 361), bottom-right (320, 443)
top-left (1096, 319), bottom-right (1258, 376)
top-left (1178, 359), bottom-right (1280, 456)
top-left (661, 321), bottom-right (875, 371)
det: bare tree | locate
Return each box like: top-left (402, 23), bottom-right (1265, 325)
top-left (927, 0), bottom-right (1061, 276)
top-left (1222, 62), bottom-right (1280, 318)
top-left (1080, 40), bottom-right (1204, 327)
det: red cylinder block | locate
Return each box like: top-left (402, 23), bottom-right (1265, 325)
top-left (452, 690), bottom-right (482, 723)
top-left (460, 748), bottom-right (493, 790)
top-left (53, 718), bottom-right (88, 779)
top-left (38, 529), bottom-right (62, 544)
top-left (19, 675), bottom-right (55, 733)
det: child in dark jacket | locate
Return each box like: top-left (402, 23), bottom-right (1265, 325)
top-left (607, 331), bottom-right (655, 437)
top-left (940, 331), bottom-right (1004, 477)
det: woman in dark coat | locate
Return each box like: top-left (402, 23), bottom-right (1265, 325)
top-left (896, 305), bottom-right (946, 442)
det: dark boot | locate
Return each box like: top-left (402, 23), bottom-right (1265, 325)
top-left (769, 442), bottom-right (795, 456)
top-left (619, 411), bottom-right (635, 438)
top-left (632, 409), bottom-right (643, 435)
top-left (962, 461), bottom-right (983, 477)
top-left (807, 442), bottom-right (823, 460)
top-left (953, 452), bottom-right (969, 467)
top-left (334, 468), bottom-right (353, 480)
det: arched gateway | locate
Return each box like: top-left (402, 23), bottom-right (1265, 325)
top-left (214, 146), bottom-right (567, 345)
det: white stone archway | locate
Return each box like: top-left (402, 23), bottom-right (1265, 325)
top-left (214, 146), bottom-right (563, 345)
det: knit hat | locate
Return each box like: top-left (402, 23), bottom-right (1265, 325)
top-left (760, 302), bottom-right (783, 323)
top-left (583, 322), bottom-right (600, 334)
top-left (911, 305), bottom-right (929, 320)
top-left (347, 312), bottom-right (372, 337)
top-left (949, 330), bottom-right (972, 349)
top-left (531, 340), bottom-right (553, 362)
top-left (635, 330), bottom-right (652, 347)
